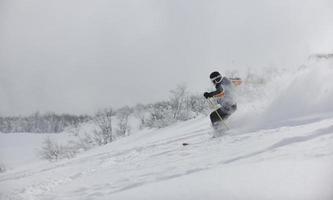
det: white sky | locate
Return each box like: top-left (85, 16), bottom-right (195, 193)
top-left (1, 0), bottom-right (332, 115)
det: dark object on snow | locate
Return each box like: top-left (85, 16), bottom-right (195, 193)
top-left (182, 143), bottom-right (189, 146)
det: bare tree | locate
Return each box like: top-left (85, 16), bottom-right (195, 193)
top-left (188, 94), bottom-right (209, 115)
top-left (38, 137), bottom-right (77, 161)
top-left (133, 104), bottom-right (147, 129)
top-left (116, 106), bottom-right (132, 137)
top-left (169, 84), bottom-right (192, 121)
top-left (145, 101), bottom-right (175, 128)
top-left (93, 108), bottom-right (114, 145)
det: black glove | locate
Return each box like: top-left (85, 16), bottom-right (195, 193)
top-left (204, 92), bottom-right (212, 99)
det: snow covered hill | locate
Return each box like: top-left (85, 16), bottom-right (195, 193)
top-left (1, 60), bottom-right (333, 200)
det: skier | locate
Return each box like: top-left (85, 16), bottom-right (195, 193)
top-left (203, 71), bottom-right (241, 131)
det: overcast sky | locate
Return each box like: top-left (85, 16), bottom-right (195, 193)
top-left (1, 0), bottom-right (332, 116)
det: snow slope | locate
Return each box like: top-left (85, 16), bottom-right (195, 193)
top-left (1, 60), bottom-right (333, 200)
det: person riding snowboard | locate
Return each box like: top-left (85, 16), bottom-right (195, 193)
top-left (204, 71), bottom-right (241, 130)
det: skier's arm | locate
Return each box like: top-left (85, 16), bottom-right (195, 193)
top-left (209, 89), bottom-right (224, 98)
top-left (204, 87), bottom-right (224, 99)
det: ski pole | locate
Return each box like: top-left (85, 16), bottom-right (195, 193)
top-left (207, 98), bottom-right (229, 130)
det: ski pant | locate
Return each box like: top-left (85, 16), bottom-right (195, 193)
top-left (210, 104), bottom-right (237, 129)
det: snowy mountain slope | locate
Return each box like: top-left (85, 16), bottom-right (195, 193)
top-left (1, 116), bottom-right (333, 200)
top-left (1, 60), bottom-right (333, 200)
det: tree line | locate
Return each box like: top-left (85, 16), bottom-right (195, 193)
top-left (0, 84), bottom-right (208, 135)
top-left (0, 112), bottom-right (90, 133)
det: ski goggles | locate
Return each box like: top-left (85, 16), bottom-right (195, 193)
top-left (211, 75), bottom-right (222, 84)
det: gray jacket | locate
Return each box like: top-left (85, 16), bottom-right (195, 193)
top-left (209, 77), bottom-right (236, 113)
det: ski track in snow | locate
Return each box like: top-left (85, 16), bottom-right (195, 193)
top-left (1, 117), bottom-right (333, 200)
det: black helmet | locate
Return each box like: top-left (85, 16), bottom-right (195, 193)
top-left (210, 71), bottom-right (222, 84)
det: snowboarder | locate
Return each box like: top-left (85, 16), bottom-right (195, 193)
top-left (203, 71), bottom-right (241, 131)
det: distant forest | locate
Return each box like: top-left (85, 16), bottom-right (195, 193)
top-left (0, 112), bottom-right (90, 133)
top-left (0, 85), bottom-right (207, 134)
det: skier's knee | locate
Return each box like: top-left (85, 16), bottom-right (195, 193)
top-left (209, 111), bottom-right (216, 119)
